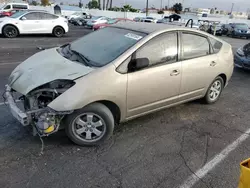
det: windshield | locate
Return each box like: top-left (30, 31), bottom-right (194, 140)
top-left (235, 24), bottom-right (249, 30)
top-left (68, 27), bottom-right (146, 67)
top-left (10, 11), bottom-right (26, 18)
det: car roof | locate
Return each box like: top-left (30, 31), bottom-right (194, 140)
top-left (112, 22), bottom-right (182, 34)
top-left (111, 22), bottom-right (227, 43)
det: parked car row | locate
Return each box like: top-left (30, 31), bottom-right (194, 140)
top-left (69, 15), bottom-right (134, 30)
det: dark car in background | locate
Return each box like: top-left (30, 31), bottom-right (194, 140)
top-left (133, 17), bottom-right (143, 22)
top-left (227, 23), bottom-right (250, 39)
top-left (207, 24), bottom-right (223, 36)
top-left (234, 43), bottom-right (250, 69)
top-left (221, 24), bottom-right (231, 35)
top-left (70, 15), bottom-right (92, 26)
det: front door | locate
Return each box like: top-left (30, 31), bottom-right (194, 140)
top-left (19, 12), bottom-right (43, 33)
top-left (127, 32), bottom-right (181, 118)
top-left (179, 32), bottom-right (219, 101)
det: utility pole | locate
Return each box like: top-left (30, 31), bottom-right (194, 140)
top-left (160, 0), bottom-right (163, 10)
top-left (168, 0), bottom-right (170, 9)
top-left (146, 0), bottom-right (149, 16)
top-left (230, 3), bottom-right (234, 14)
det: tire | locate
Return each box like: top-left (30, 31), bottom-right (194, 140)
top-left (3, 25), bottom-right (18, 38)
top-left (64, 103), bottom-right (114, 146)
top-left (203, 76), bottom-right (224, 104)
top-left (52, 26), bottom-right (64, 37)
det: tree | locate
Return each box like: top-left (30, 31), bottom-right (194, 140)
top-left (87, 0), bottom-right (99, 9)
top-left (31, 0), bottom-right (38, 6)
top-left (109, 0), bottom-right (112, 9)
top-left (172, 3), bottom-right (182, 13)
top-left (41, 0), bottom-right (49, 6)
top-left (108, 6), bottom-right (120, 11)
top-left (98, 0), bottom-right (101, 9)
top-left (106, 0), bottom-right (109, 10)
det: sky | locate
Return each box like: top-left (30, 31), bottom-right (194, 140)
top-left (57, 0), bottom-right (250, 12)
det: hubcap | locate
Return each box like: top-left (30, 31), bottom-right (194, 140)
top-left (6, 28), bottom-right (16, 37)
top-left (209, 80), bottom-right (222, 101)
top-left (56, 29), bottom-right (62, 36)
top-left (72, 113), bottom-right (106, 142)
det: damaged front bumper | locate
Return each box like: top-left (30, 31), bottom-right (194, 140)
top-left (5, 85), bottom-right (73, 136)
top-left (5, 85), bottom-right (30, 126)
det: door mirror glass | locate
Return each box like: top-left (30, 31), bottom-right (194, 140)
top-left (20, 16), bottom-right (27, 20)
top-left (128, 58), bottom-right (149, 72)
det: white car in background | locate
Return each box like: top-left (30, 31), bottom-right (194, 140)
top-left (0, 10), bottom-right (69, 38)
top-left (86, 16), bottom-right (109, 28)
top-left (142, 17), bottom-right (158, 23)
top-left (67, 11), bottom-right (90, 20)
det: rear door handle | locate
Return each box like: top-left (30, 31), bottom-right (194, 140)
top-left (210, 61), bottom-right (217, 66)
top-left (170, 69), bottom-right (180, 76)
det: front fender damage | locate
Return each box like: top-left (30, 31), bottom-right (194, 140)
top-left (8, 80), bottom-right (75, 137)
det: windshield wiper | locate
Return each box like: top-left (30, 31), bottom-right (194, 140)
top-left (71, 49), bottom-right (91, 66)
top-left (67, 44), bottom-right (91, 66)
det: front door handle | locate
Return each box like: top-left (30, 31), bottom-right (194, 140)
top-left (210, 61), bottom-right (217, 66)
top-left (170, 69), bottom-right (180, 76)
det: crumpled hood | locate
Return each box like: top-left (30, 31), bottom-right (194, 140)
top-left (9, 48), bottom-right (94, 95)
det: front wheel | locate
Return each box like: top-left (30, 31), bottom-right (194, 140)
top-left (64, 103), bottom-right (114, 146)
top-left (52, 26), bottom-right (64, 37)
top-left (203, 76), bottom-right (224, 104)
top-left (3, 25), bottom-right (18, 38)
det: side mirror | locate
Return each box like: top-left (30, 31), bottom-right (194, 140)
top-left (20, 16), bottom-right (27, 21)
top-left (128, 58), bottom-right (149, 72)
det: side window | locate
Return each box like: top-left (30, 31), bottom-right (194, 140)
top-left (209, 38), bottom-right (223, 53)
top-left (182, 33), bottom-right (210, 60)
top-left (4, 5), bottom-right (11, 10)
top-left (41, 13), bottom-right (58, 20)
top-left (13, 5), bottom-right (28, 9)
top-left (135, 32), bottom-right (178, 67)
top-left (24, 13), bottom-right (39, 20)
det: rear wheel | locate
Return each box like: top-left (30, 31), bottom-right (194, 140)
top-left (64, 103), bottom-right (114, 146)
top-left (3, 25), bottom-right (18, 38)
top-left (53, 26), bottom-right (64, 37)
top-left (203, 76), bottom-right (224, 104)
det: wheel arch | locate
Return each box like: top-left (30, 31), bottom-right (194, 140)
top-left (218, 73), bottom-right (227, 87)
top-left (53, 25), bottom-right (65, 33)
top-left (2, 24), bottom-right (20, 34)
top-left (91, 100), bottom-right (121, 125)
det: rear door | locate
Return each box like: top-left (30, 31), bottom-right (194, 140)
top-left (40, 13), bottom-right (59, 33)
top-left (179, 32), bottom-right (219, 101)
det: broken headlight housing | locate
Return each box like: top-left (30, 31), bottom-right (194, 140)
top-left (24, 79), bottom-right (75, 136)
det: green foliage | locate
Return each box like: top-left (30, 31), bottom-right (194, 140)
top-left (41, 0), bottom-right (49, 6)
top-left (108, 4), bottom-right (138, 12)
top-left (87, 0), bottom-right (99, 9)
top-left (31, 0), bottom-right (38, 6)
top-left (158, 10), bottom-right (164, 14)
top-left (172, 3), bottom-right (183, 13)
top-left (108, 6), bottom-right (120, 11)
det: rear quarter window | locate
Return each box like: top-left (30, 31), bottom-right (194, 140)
top-left (209, 38), bottom-right (223, 53)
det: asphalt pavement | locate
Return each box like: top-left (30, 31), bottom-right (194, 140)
top-left (0, 26), bottom-right (250, 188)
